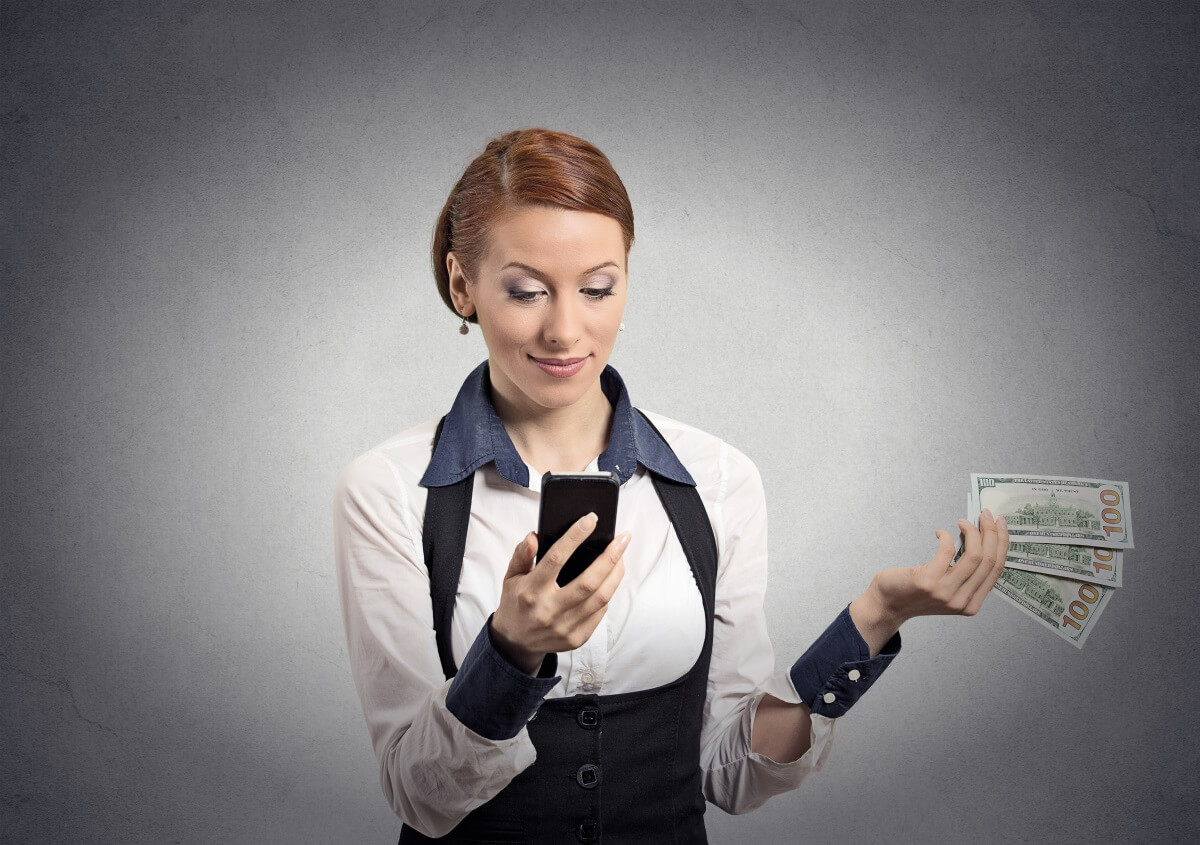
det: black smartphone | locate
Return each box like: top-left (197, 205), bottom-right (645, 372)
top-left (536, 471), bottom-right (620, 587)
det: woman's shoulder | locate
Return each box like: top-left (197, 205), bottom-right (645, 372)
top-left (334, 415), bottom-right (441, 500)
top-left (635, 407), bottom-right (763, 502)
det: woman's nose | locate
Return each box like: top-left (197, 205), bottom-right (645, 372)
top-left (543, 295), bottom-right (581, 347)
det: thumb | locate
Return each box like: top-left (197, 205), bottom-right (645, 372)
top-left (931, 529), bottom-right (956, 573)
top-left (505, 531), bottom-right (537, 579)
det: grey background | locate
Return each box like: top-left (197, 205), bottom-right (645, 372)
top-left (3, 1), bottom-right (1198, 842)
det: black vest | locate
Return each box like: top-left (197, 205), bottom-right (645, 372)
top-left (398, 409), bottom-right (718, 844)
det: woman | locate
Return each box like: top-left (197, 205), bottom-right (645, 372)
top-left (333, 127), bottom-right (1010, 843)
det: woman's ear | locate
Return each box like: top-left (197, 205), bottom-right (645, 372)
top-left (446, 251), bottom-right (476, 317)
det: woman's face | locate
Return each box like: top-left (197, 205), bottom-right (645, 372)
top-left (448, 205), bottom-right (627, 413)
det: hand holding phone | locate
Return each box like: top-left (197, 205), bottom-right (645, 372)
top-left (488, 471), bottom-right (629, 674)
top-left (536, 471), bottom-right (620, 587)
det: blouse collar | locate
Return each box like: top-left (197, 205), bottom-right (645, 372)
top-left (419, 358), bottom-right (696, 489)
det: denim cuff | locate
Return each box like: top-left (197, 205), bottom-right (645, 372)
top-left (444, 612), bottom-right (562, 740)
top-left (788, 603), bottom-right (902, 718)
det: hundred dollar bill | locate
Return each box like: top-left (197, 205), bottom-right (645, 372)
top-left (950, 540), bottom-right (1124, 588)
top-left (969, 474), bottom-right (1134, 549)
top-left (991, 567), bottom-right (1113, 649)
top-left (1003, 542), bottom-right (1122, 587)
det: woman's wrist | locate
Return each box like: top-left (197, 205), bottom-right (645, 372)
top-left (848, 581), bottom-right (908, 658)
top-left (488, 613), bottom-right (546, 676)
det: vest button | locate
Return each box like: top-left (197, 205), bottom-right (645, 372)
top-left (577, 706), bottom-right (600, 729)
top-left (576, 763), bottom-right (601, 789)
top-left (576, 818), bottom-right (599, 841)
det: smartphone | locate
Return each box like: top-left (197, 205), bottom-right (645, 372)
top-left (536, 470), bottom-right (620, 587)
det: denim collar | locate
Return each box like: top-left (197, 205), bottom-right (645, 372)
top-left (419, 359), bottom-right (696, 489)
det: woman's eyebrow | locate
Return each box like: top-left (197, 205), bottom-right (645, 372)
top-left (500, 260), bottom-right (619, 280)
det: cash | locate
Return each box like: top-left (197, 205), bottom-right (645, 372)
top-left (991, 567), bottom-right (1113, 649)
top-left (1003, 542), bottom-right (1122, 587)
top-left (962, 473), bottom-right (1132, 648)
top-left (968, 473), bottom-right (1134, 549)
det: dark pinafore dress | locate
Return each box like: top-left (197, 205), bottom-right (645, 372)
top-left (398, 409), bottom-right (718, 844)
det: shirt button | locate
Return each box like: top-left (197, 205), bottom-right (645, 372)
top-left (580, 670), bottom-right (595, 684)
top-left (848, 669), bottom-right (862, 681)
top-left (822, 692), bottom-right (836, 704)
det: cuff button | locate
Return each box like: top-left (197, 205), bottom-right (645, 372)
top-left (848, 669), bottom-right (861, 681)
top-left (822, 692), bottom-right (836, 704)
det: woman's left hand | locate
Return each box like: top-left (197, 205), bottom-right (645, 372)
top-left (866, 508), bottom-right (1010, 626)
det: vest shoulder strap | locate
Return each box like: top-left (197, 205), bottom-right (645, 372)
top-left (633, 408), bottom-right (718, 620)
top-left (422, 415), bottom-right (473, 680)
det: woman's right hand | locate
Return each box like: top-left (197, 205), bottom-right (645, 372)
top-left (489, 512), bottom-right (631, 675)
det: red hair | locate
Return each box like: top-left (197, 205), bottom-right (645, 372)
top-left (432, 127), bottom-right (635, 323)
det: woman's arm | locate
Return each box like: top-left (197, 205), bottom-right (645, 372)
top-left (696, 441), bottom-right (841, 814)
top-left (749, 509), bottom-right (1012, 764)
top-left (698, 441), bottom-right (904, 814)
top-left (332, 450), bottom-right (550, 838)
top-left (749, 588), bottom-right (900, 762)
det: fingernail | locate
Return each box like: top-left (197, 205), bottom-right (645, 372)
top-left (958, 519), bottom-right (969, 528)
top-left (585, 511), bottom-right (598, 525)
top-left (617, 531), bottom-right (631, 550)
top-left (997, 516), bottom-right (1006, 528)
top-left (982, 508), bottom-right (993, 520)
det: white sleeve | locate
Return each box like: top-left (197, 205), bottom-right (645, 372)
top-left (331, 449), bottom-right (537, 838)
top-left (698, 441), bottom-right (839, 814)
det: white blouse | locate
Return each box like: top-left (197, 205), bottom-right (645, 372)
top-left (332, 407), bottom-right (841, 838)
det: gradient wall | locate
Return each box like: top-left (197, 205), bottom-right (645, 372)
top-left (3, 2), bottom-right (1198, 842)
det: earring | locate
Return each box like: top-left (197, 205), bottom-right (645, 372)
top-left (459, 315), bottom-right (469, 334)
top-left (619, 321), bottom-right (625, 332)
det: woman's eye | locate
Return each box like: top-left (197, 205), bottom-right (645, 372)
top-left (509, 287), bottom-right (614, 303)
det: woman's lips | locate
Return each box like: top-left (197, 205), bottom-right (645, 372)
top-left (530, 355), bottom-right (588, 378)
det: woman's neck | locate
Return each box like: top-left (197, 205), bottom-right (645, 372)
top-left (487, 368), bottom-right (614, 476)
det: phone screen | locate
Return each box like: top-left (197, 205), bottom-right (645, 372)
top-left (536, 471), bottom-right (620, 587)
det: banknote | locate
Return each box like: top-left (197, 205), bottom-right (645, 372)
top-left (968, 474), bottom-right (1134, 549)
top-left (990, 567), bottom-right (1113, 649)
top-left (1003, 542), bottom-right (1122, 587)
top-left (950, 538), bottom-right (1123, 588)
